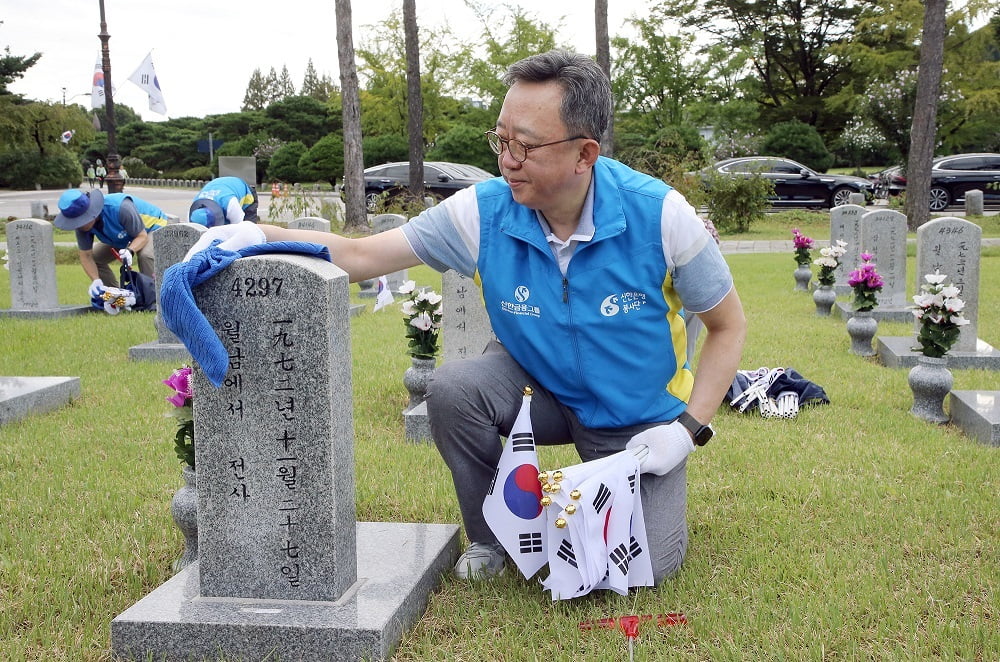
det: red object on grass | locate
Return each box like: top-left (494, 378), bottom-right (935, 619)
top-left (578, 612), bottom-right (688, 636)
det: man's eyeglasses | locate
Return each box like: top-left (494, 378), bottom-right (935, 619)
top-left (485, 130), bottom-right (588, 163)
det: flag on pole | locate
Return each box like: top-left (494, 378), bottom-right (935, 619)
top-left (483, 387), bottom-right (547, 578)
top-left (127, 51), bottom-right (167, 115)
top-left (91, 55), bottom-right (106, 110)
top-left (373, 275), bottom-right (394, 312)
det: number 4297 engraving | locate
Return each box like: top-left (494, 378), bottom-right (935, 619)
top-left (231, 277), bottom-right (284, 297)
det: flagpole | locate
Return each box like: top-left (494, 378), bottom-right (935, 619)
top-left (97, 0), bottom-right (124, 193)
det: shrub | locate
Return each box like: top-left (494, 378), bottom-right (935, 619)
top-left (426, 124), bottom-right (498, 174)
top-left (121, 156), bottom-right (157, 179)
top-left (181, 166), bottom-right (214, 181)
top-left (704, 169), bottom-right (774, 233)
top-left (298, 134), bottom-right (344, 187)
top-left (362, 134), bottom-right (408, 168)
top-left (762, 120), bottom-right (833, 172)
top-left (266, 141), bottom-right (308, 183)
top-left (0, 149), bottom-right (83, 189)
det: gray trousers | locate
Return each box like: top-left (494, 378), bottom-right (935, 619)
top-left (93, 241), bottom-right (155, 287)
top-left (425, 341), bottom-right (689, 584)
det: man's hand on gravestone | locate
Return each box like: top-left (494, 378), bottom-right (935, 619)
top-left (88, 278), bottom-right (104, 298)
top-left (183, 221), bottom-right (266, 261)
top-left (625, 421), bottom-right (695, 476)
top-left (119, 249), bottom-right (133, 268)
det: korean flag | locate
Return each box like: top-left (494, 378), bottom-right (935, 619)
top-left (482, 388), bottom-right (546, 577)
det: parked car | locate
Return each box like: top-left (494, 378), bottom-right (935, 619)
top-left (700, 156), bottom-right (874, 208)
top-left (363, 161), bottom-right (495, 211)
top-left (871, 153), bottom-right (1000, 211)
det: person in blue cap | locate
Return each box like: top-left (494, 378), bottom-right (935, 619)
top-left (188, 176), bottom-right (259, 227)
top-left (53, 188), bottom-right (167, 299)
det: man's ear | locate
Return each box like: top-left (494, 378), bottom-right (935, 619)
top-left (576, 138), bottom-right (601, 173)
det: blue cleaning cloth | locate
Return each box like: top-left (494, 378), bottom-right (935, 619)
top-left (160, 241), bottom-right (332, 387)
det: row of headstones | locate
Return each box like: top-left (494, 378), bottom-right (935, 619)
top-left (825, 204), bottom-right (1000, 446)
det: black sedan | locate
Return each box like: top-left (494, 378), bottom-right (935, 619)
top-left (872, 153), bottom-right (1000, 210)
top-left (363, 161), bottom-right (495, 211)
top-left (702, 156), bottom-right (873, 208)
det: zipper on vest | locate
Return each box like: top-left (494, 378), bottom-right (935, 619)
top-left (562, 277), bottom-right (569, 303)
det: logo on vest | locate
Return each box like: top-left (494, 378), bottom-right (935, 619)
top-left (600, 290), bottom-right (648, 317)
top-left (500, 284), bottom-right (541, 318)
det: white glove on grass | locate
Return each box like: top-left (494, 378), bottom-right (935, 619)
top-left (119, 249), bottom-right (133, 268)
top-left (88, 278), bottom-right (104, 298)
top-left (183, 221), bottom-right (266, 261)
top-left (626, 421), bottom-right (695, 476)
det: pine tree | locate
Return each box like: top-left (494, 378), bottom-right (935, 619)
top-left (242, 67), bottom-right (269, 111)
top-left (278, 65), bottom-right (296, 100)
top-left (300, 59), bottom-right (321, 98)
top-left (264, 67), bottom-right (280, 106)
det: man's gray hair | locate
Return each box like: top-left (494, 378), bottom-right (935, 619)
top-left (503, 50), bottom-right (611, 142)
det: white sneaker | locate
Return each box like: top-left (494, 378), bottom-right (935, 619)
top-left (453, 542), bottom-right (506, 580)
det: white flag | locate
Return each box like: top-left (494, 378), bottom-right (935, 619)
top-left (373, 275), bottom-right (394, 312)
top-left (128, 51), bottom-right (167, 115)
top-left (91, 55), bottom-right (106, 110)
top-left (482, 389), bottom-right (547, 578)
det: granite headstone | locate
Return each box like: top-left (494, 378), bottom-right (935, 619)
top-left (371, 214), bottom-right (408, 291)
top-left (1, 218), bottom-right (90, 319)
top-left (830, 204), bottom-right (865, 293)
top-left (289, 216), bottom-right (331, 232)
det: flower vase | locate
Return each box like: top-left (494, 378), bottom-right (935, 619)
top-left (793, 264), bottom-right (812, 291)
top-left (846, 311), bottom-right (878, 356)
top-left (908, 355), bottom-right (953, 424)
top-left (813, 285), bottom-right (836, 316)
top-left (170, 465), bottom-right (198, 572)
top-left (403, 356), bottom-right (436, 410)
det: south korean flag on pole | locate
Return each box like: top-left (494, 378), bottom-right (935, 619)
top-left (482, 387), bottom-right (546, 577)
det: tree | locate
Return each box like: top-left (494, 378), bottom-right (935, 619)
top-left (336, 0), bottom-right (368, 232)
top-left (300, 59), bottom-right (336, 102)
top-left (264, 67), bottom-right (280, 106)
top-left (263, 96), bottom-right (336, 145)
top-left (267, 140), bottom-right (308, 183)
top-left (0, 45), bottom-right (41, 99)
top-left (403, 0), bottom-right (424, 199)
top-left (242, 68), bottom-right (269, 111)
top-left (277, 65), bottom-right (296, 100)
top-left (664, 0), bottom-right (863, 138)
top-left (595, 0), bottom-right (613, 156)
top-left (298, 133), bottom-right (345, 186)
top-left (905, 0), bottom-right (947, 229)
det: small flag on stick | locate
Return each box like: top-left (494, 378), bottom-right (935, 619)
top-left (373, 275), bottom-right (394, 312)
top-left (90, 55), bottom-right (106, 110)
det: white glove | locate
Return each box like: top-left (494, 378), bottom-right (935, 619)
top-left (119, 249), bottom-right (133, 268)
top-left (625, 422), bottom-right (695, 476)
top-left (183, 221), bottom-right (267, 261)
top-left (88, 278), bottom-right (104, 298)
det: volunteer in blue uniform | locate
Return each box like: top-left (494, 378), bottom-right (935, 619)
top-left (54, 189), bottom-right (167, 298)
top-left (188, 176), bottom-right (259, 227)
top-left (184, 50), bottom-right (747, 585)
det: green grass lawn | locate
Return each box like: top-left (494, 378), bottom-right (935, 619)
top-left (1, 254), bottom-right (997, 661)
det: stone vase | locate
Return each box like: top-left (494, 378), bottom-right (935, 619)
top-left (813, 284), bottom-right (836, 316)
top-left (170, 464), bottom-right (198, 572)
top-left (793, 264), bottom-right (812, 291)
top-left (908, 355), bottom-right (953, 424)
top-left (846, 310), bottom-right (878, 356)
top-left (403, 356), bottom-right (436, 410)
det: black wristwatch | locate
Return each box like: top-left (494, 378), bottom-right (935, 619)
top-left (677, 411), bottom-right (714, 446)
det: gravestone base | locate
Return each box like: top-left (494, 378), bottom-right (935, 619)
top-left (836, 301), bottom-right (912, 323)
top-left (876, 336), bottom-right (1000, 370)
top-left (128, 341), bottom-right (192, 362)
top-left (949, 390), bottom-right (1000, 447)
top-left (0, 304), bottom-right (92, 319)
top-left (404, 401), bottom-right (433, 443)
top-left (111, 521), bottom-right (459, 662)
top-left (0, 376), bottom-right (80, 425)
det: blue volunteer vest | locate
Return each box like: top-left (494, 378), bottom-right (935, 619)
top-left (93, 193), bottom-right (166, 249)
top-left (195, 177), bottom-right (255, 212)
top-left (475, 157), bottom-right (692, 429)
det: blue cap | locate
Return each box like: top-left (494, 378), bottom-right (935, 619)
top-left (54, 189), bottom-right (103, 230)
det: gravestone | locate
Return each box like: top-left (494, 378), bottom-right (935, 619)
top-left (949, 391), bottom-right (1000, 446)
top-left (441, 270), bottom-right (494, 364)
top-left (30, 201), bottom-right (48, 218)
top-left (289, 216), bottom-right (331, 232)
top-left (836, 209), bottom-right (909, 322)
top-left (129, 223), bottom-right (206, 361)
top-left (111, 253), bottom-right (458, 661)
top-left (218, 156), bottom-right (257, 188)
top-left (0, 218), bottom-right (91, 319)
top-left (965, 189), bottom-right (984, 217)
top-left (876, 217), bottom-right (1000, 369)
top-left (830, 204), bottom-right (864, 294)
top-left (0, 376), bottom-right (81, 425)
top-left (848, 192), bottom-right (866, 206)
top-left (371, 214), bottom-right (408, 291)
